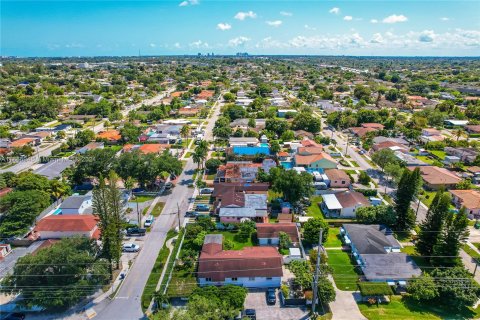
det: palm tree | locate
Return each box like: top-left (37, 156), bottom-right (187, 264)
top-left (453, 128), bottom-right (467, 142)
top-left (49, 180), bottom-right (69, 205)
top-left (192, 150), bottom-right (203, 170)
top-left (180, 124), bottom-right (191, 148)
top-left (124, 176), bottom-right (135, 198)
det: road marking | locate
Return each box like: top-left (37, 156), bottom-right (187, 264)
top-left (85, 308), bottom-right (97, 319)
top-left (115, 296), bottom-right (130, 299)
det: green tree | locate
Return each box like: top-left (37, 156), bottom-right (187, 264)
top-left (303, 217), bottom-right (329, 244)
top-left (354, 85), bottom-right (372, 102)
top-left (291, 113), bottom-right (321, 133)
top-left (384, 163), bottom-right (404, 185)
top-left (0, 237), bottom-right (109, 310)
top-left (430, 267), bottom-right (480, 309)
top-left (416, 190), bottom-right (450, 257)
top-left (358, 171), bottom-right (371, 185)
top-left (355, 205), bottom-right (396, 227)
top-left (238, 220), bottom-right (255, 241)
top-left (407, 274), bottom-right (438, 301)
top-left (278, 231), bottom-right (292, 250)
top-left (180, 124), bottom-right (191, 147)
top-left (205, 158), bottom-right (222, 173)
top-left (223, 92), bottom-right (236, 102)
top-left (270, 140), bottom-right (281, 154)
top-left (394, 168), bottom-right (421, 232)
top-left (92, 172), bottom-right (125, 276)
top-left (317, 276), bottom-right (336, 304)
top-left (456, 179), bottom-right (473, 190)
top-left (120, 123), bottom-right (141, 143)
top-left (75, 129), bottom-right (95, 146)
top-left (270, 168), bottom-right (313, 205)
top-left (72, 148), bottom-right (117, 184)
top-left (371, 149), bottom-right (398, 172)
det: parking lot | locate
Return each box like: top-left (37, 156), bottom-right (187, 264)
top-left (244, 290), bottom-right (309, 320)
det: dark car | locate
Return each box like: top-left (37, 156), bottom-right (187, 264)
top-left (244, 309), bottom-right (256, 320)
top-left (185, 211), bottom-right (199, 217)
top-left (266, 288), bottom-right (276, 305)
top-left (195, 204), bottom-right (210, 212)
top-left (126, 227), bottom-right (146, 236)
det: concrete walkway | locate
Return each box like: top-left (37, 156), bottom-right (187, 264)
top-left (460, 242), bottom-right (480, 285)
top-left (328, 275), bottom-right (366, 320)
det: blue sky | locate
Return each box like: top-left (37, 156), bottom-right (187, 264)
top-left (2, 0), bottom-right (480, 56)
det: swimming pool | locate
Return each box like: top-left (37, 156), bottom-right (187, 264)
top-left (281, 161), bottom-right (293, 169)
top-left (259, 143), bottom-right (269, 148)
top-left (52, 208), bottom-right (62, 215)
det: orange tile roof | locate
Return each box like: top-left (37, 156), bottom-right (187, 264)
top-left (295, 152), bottom-right (336, 166)
top-left (35, 215), bottom-right (98, 233)
top-left (10, 138), bottom-right (35, 148)
top-left (171, 91), bottom-right (184, 98)
top-left (97, 130), bottom-right (122, 141)
top-left (138, 143), bottom-right (168, 154)
top-left (449, 189), bottom-right (480, 210)
top-left (196, 90), bottom-right (214, 99)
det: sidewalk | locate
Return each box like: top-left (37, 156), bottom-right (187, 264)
top-left (460, 242), bottom-right (480, 285)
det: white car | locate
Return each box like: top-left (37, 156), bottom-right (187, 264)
top-left (122, 243), bottom-right (140, 252)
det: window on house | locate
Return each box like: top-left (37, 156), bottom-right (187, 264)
top-left (249, 277), bottom-right (255, 281)
top-left (231, 277), bottom-right (238, 281)
top-left (266, 277), bottom-right (272, 280)
top-left (206, 278), bottom-right (212, 282)
top-left (342, 181), bottom-right (345, 184)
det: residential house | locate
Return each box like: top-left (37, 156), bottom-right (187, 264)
top-left (321, 191), bottom-right (370, 218)
top-left (219, 193), bottom-right (268, 224)
top-left (196, 90), bottom-right (214, 100)
top-left (231, 146), bottom-right (271, 157)
top-left (294, 147), bottom-right (337, 171)
top-left (409, 166), bottom-right (461, 190)
top-left (197, 234), bottom-right (283, 288)
top-left (60, 195), bottom-right (93, 214)
top-left (444, 119), bottom-right (469, 127)
top-left (325, 169), bottom-right (351, 188)
top-left (449, 189), bottom-right (480, 218)
top-left (123, 143), bottom-right (169, 155)
top-left (466, 166), bottom-right (480, 184)
top-left (421, 128), bottom-right (445, 143)
top-left (33, 215), bottom-right (100, 240)
top-left (349, 123), bottom-right (384, 138)
top-left (294, 130), bottom-right (314, 140)
top-left (229, 137), bottom-right (259, 147)
top-left (394, 151), bottom-right (429, 166)
top-left (372, 137), bottom-right (409, 146)
top-left (465, 125), bottom-right (480, 134)
top-left (444, 147), bottom-right (478, 164)
top-left (10, 138), bottom-right (37, 148)
top-left (256, 223), bottom-right (299, 246)
top-left (33, 159), bottom-right (75, 180)
top-left (76, 142), bottom-right (104, 154)
top-left (341, 224), bottom-right (421, 282)
top-left (277, 109), bottom-right (297, 118)
top-left (96, 130), bottom-right (122, 143)
top-left (214, 162), bottom-right (261, 183)
top-left (178, 106), bottom-right (200, 117)
top-left (372, 140), bottom-right (409, 153)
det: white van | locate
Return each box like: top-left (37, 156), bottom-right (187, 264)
top-left (144, 215), bottom-right (154, 227)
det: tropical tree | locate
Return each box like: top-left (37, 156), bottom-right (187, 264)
top-left (453, 128), bottom-right (467, 142)
top-left (49, 179), bottom-right (70, 205)
top-left (180, 124), bottom-right (191, 147)
top-left (394, 168), bottom-right (421, 232)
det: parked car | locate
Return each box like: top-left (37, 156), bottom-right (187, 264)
top-left (126, 227), bottom-right (146, 236)
top-left (144, 215), bottom-right (154, 227)
top-left (165, 182), bottom-right (174, 190)
top-left (122, 243), bottom-right (140, 252)
top-left (266, 288), bottom-right (276, 305)
top-left (195, 204), bottom-right (210, 212)
top-left (185, 211), bottom-right (199, 217)
top-left (243, 309), bottom-right (256, 320)
top-left (200, 188), bottom-right (213, 194)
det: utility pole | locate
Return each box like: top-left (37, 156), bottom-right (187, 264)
top-left (312, 228), bottom-right (324, 316)
top-left (344, 137), bottom-right (350, 156)
top-left (136, 197), bottom-right (141, 227)
top-left (176, 202), bottom-right (181, 230)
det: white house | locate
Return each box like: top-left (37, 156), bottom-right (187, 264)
top-left (59, 195), bottom-right (93, 215)
top-left (321, 191), bottom-right (371, 218)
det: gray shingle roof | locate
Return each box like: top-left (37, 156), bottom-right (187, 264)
top-left (361, 253), bottom-right (422, 281)
top-left (343, 224), bottom-right (399, 254)
top-left (60, 195), bottom-right (90, 209)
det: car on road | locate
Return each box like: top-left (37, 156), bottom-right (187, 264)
top-left (144, 215), bottom-right (154, 227)
top-left (122, 243), bottom-right (140, 252)
top-left (126, 227), bottom-right (146, 236)
top-left (266, 288), bottom-right (276, 305)
top-left (243, 309), bottom-right (256, 320)
top-left (195, 204), bottom-right (210, 211)
top-left (165, 182), bottom-right (174, 190)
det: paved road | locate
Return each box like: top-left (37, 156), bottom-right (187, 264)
top-left (93, 95), bottom-right (222, 320)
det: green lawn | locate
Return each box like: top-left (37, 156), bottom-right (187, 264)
top-left (133, 195), bottom-right (155, 203)
top-left (324, 228), bottom-right (342, 248)
top-left (166, 266), bottom-right (197, 297)
top-left (307, 196), bottom-right (325, 218)
top-left (400, 246), bottom-right (431, 270)
top-left (184, 152), bottom-right (192, 158)
top-left (350, 161), bottom-right (360, 168)
top-left (419, 191), bottom-right (436, 207)
top-left (358, 296), bottom-right (480, 320)
top-left (462, 244), bottom-right (480, 260)
top-left (212, 231), bottom-right (254, 250)
top-left (141, 244), bottom-right (170, 311)
top-left (415, 155), bottom-right (435, 165)
top-left (326, 249), bottom-right (360, 291)
top-left (205, 173), bottom-right (216, 180)
top-left (150, 202), bottom-right (165, 217)
top-left (429, 150), bottom-right (446, 160)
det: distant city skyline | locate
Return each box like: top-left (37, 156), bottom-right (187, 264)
top-left (2, 0), bottom-right (480, 57)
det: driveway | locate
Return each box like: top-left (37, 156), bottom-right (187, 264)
top-left (244, 290), bottom-right (309, 320)
top-left (328, 276), bottom-right (366, 320)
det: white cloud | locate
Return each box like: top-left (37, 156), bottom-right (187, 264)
top-left (370, 33), bottom-right (383, 43)
top-left (174, 42), bottom-right (181, 48)
top-left (370, 19), bottom-right (378, 24)
top-left (419, 30), bottom-right (436, 42)
top-left (304, 24), bottom-right (317, 31)
top-left (343, 16), bottom-right (353, 21)
top-left (440, 17), bottom-right (450, 21)
top-left (266, 20), bottom-right (283, 27)
top-left (382, 14), bottom-right (408, 24)
top-left (149, 43), bottom-right (156, 47)
top-left (329, 7), bottom-right (340, 14)
top-left (217, 23), bottom-right (232, 31)
top-left (179, 0), bottom-right (198, 6)
top-left (189, 40), bottom-right (209, 48)
top-left (234, 11), bottom-right (257, 20)
top-left (280, 11), bottom-right (292, 16)
top-left (228, 36), bottom-right (250, 47)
